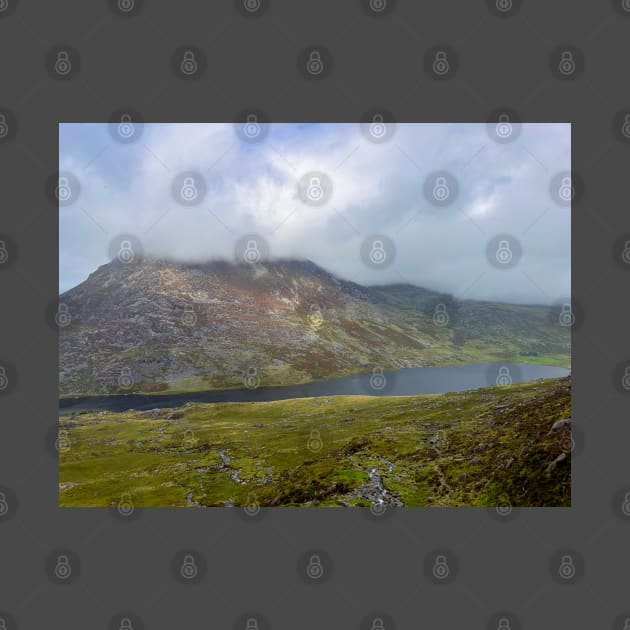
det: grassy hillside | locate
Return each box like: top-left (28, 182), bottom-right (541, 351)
top-left (59, 377), bottom-right (571, 508)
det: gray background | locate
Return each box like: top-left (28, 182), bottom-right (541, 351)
top-left (0, 0), bottom-right (628, 628)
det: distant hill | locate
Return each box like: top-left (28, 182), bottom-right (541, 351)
top-left (58, 258), bottom-right (570, 396)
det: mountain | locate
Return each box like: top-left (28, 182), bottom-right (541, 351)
top-left (58, 258), bottom-right (570, 397)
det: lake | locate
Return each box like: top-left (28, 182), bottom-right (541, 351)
top-left (59, 363), bottom-right (570, 414)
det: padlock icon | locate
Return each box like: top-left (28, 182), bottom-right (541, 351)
top-left (0, 618), bottom-right (7, 630)
top-left (118, 113), bottom-right (134, 139)
top-left (181, 50), bottom-right (198, 75)
top-left (496, 498), bottom-right (512, 516)
top-left (54, 51), bottom-right (72, 76)
top-left (558, 176), bottom-right (573, 202)
top-left (306, 50), bottom-right (324, 75)
top-left (624, 0), bottom-right (630, 11)
top-left (497, 618), bottom-right (511, 630)
top-left (432, 51), bottom-right (449, 76)
top-left (370, 501), bottom-right (387, 517)
top-left (622, 366), bottom-right (630, 390)
top-left (0, 0), bottom-right (7, 12)
top-left (624, 618), bottom-right (630, 630)
top-left (306, 176), bottom-right (324, 202)
top-left (243, 113), bottom-right (261, 139)
top-left (306, 554), bottom-right (324, 579)
top-left (622, 114), bottom-right (630, 139)
top-left (558, 51), bottom-right (575, 75)
top-left (0, 366), bottom-right (8, 391)
top-left (54, 554), bottom-right (72, 580)
top-left (560, 430), bottom-right (574, 453)
top-left (118, 239), bottom-right (135, 263)
top-left (243, 239), bottom-right (261, 264)
top-left (117, 492), bottom-right (134, 517)
top-left (495, 240), bottom-right (513, 265)
top-left (0, 113), bottom-right (8, 139)
top-left (119, 367), bottom-right (134, 389)
top-left (119, 618), bottom-right (134, 630)
top-left (495, 0), bottom-right (513, 12)
top-left (56, 176), bottom-right (72, 202)
top-left (244, 366), bottom-right (260, 389)
top-left (432, 176), bottom-right (450, 201)
top-left (371, 618), bottom-right (385, 630)
top-left (369, 0), bottom-right (387, 12)
top-left (622, 240), bottom-right (630, 264)
top-left (621, 492), bottom-right (630, 517)
top-left (558, 303), bottom-right (574, 327)
top-left (495, 113), bottom-right (513, 138)
top-left (0, 492), bottom-right (8, 517)
top-left (307, 429), bottom-right (323, 452)
top-left (55, 303), bottom-right (71, 327)
top-left (432, 303), bottom-right (449, 326)
top-left (370, 366), bottom-right (386, 390)
top-left (118, 0), bottom-right (135, 11)
top-left (180, 554), bottom-right (198, 579)
top-left (369, 113), bottom-right (386, 139)
top-left (432, 554), bottom-right (450, 579)
top-left (243, 0), bottom-right (261, 11)
top-left (0, 241), bottom-right (8, 264)
top-left (309, 303), bottom-right (323, 327)
top-left (183, 429), bottom-right (197, 448)
top-left (181, 305), bottom-right (197, 326)
top-left (56, 429), bottom-right (71, 453)
top-left (558, 554), bottom-right (575, 580)
top-left (243, 494), bottom-right (261, 516)
top-left (180, 176), bottom-right (198, 202)
top-left (369, 239), bottom-right (386, 264)
top-left (245, 618), bottom-right (259, 630)
top-left (496, 366), bottom-right (512, 386)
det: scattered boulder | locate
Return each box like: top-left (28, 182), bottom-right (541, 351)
top-left (550, 418), bottom-right (571, 432)
top-left (546, 451), bottom-right (568, 472)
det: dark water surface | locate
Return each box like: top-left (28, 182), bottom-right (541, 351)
top-left (59, 363), bottom-right (570, 414)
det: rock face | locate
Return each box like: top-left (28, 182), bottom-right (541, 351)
top-left (58, 258), bottom-right (570, 396)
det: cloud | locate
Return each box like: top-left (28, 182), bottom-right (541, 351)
top-left (59, 122), bottom-right (570, 304)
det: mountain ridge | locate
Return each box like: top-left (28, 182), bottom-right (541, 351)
top-left (58, 257), bottom-right (570, 397)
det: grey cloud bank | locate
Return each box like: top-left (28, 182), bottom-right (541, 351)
top-left (59, 122), bottom-right (570, 304)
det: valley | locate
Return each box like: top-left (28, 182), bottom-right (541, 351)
top-left (58, 257), bottom-right (571, 508)
top-left (59, 376), bottom-right (571, 508)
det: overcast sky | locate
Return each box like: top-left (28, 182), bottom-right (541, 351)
top-left (59, 122), bottom-right (570, 304)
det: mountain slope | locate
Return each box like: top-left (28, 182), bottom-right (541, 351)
top-left (58, 258), bottom-right (570, 397)
top-left (59, 377), bottom-right (571, 507)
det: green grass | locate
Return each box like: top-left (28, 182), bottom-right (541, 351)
top-left (59, 376), bottom-right (571, 508)
top-left (515, 354), bottom-right (571, 368)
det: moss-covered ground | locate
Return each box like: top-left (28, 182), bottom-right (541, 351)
top-left (59, 377), bottom-right (571, 508)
